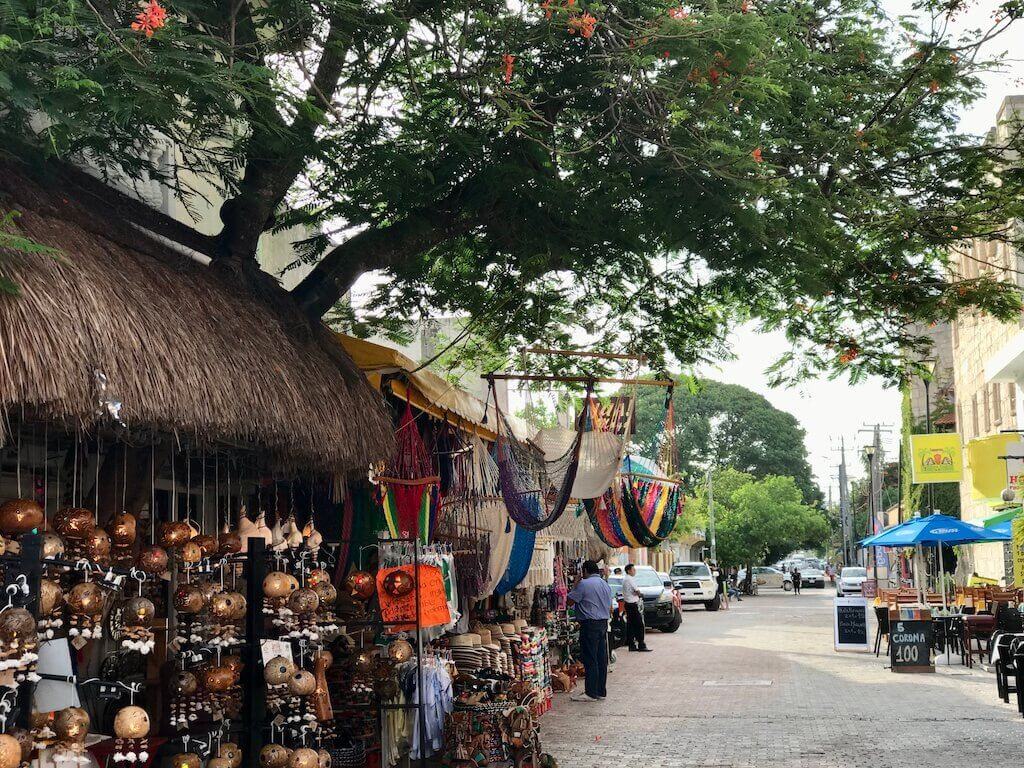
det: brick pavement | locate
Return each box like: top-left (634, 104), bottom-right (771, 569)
top-left (542, 589), bottom-right (1023, 767)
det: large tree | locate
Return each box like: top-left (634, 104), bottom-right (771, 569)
top-left (682, 468), bottom-right (828, 567)
top-left (633, 377), bottom-right (818, 501)
top-left (2, 0), bottom-right (1024, 377)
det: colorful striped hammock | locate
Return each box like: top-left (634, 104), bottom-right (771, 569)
top-left (584, 472), bottom-right (684, 548)
top-left (378, 400), bottom-right (441, 543)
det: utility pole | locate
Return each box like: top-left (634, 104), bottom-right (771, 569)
top-left (837, 439), bottom-right (853, 567)
top-left (706, 468), bottom-right (717, 563)
top-left (860, 424), bottom-right (893, 583)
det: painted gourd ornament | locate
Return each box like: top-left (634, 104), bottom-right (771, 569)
top-left (0, 734), bottom-right (21, 768)
top-left (263, 572), bottom-right (291, 599)
top-left (137, 545), bottom-right (169, 574)
top-left (318, 749), bottom-right (332, 768)
top-left (0, 499), bottom-right (43, 535)
top-left (382, 569), bottom-right (414, 598)
top-left (54, 507), bottom-right (95, 539)
top-left (159, 521), bottom-right (192, 548)
top-left (41, 531), bottom-right (65, 559)
top-left (67, 582), bottom-right (104, 639)
top-left (6, 728), bottom-right (32, 763)
top-left (346, 571), bottom-right (375, 600)
top-left (388, 639), bottom-right (414, 664)
top-left (260, 744), bottom-right (290, 768)
top-left (287, 588), bottom-right (320, 615)
top-left (170, 670), bottom-right (198, 696)
top-left (287, 669), bottom-right (316, 696)
top-left (171, 754), bottom-right (201, 768)
top-left (218, 742), bottom-right (243, 768)
top-left (289, 748), bottom-right (320, 768)
top-left (86, 527), bottom-right (111, 561)
top-left (173, 585), bottom-right (206, 614)
top-left (264, 656), bottom-right (295, 686)
top-left (53, 706), bottom-right (90, 741)
top-left (109, 512), bottom-right (138, 547)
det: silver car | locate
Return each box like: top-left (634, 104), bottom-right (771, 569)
top-left (796, 565), bottom-right (825, 588)
top-left (836, 566), bottom-right (868, 596)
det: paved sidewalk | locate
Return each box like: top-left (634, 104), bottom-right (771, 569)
top-left (543, 590), bottom-right (1022, 767)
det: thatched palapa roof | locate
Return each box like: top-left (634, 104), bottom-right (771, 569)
top-left (0, 161), bottom-right (393, 473)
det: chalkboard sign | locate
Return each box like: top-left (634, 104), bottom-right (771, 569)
top-left (833, 597), bottom-right (869, 651)
top-left (889, 619), bottom-right (934, 673)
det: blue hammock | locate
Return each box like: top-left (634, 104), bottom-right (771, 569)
top-left (493, 524), bottom-right (536, 595)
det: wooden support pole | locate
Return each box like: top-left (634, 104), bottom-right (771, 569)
top-left (520, 347), bottom-right (649, 363)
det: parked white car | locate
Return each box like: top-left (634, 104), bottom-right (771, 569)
top-left (669, 562), bottom-right (720, 610)
top-left (836, 566), bottom-right (868, 596)
top-left (738, 566), bottom-right (793, 591)
top-left (796, 565), bottom-right (825, 588)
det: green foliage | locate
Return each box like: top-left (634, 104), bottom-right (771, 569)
top-left (685, 468), bottom-right (828, 566)
top-left (0, 210), bottom-right (61, 295)
top-left (633, 376), bottom-right (819, 502)
top-left (4, 0), bottom-right (1024, 381)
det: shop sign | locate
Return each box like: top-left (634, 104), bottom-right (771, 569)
top-left (833, 597), bottom-right (869, 652)
top-left (377, 564), bottom-right (451, 632)
top-left (909, 433), bottom-right (962, 484)
top-left (1013, 516), bottom-right (1024, 589)
top-left (861, 579), bottom-right (877, 599)
top-left (889, 619), bottom-right (934, 673)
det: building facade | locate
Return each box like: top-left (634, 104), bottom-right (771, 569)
top-left (952, 95), bottom-right (1024, 582)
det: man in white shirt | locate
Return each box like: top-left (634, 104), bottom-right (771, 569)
top-left (622, 564), bottom-right (651, 652)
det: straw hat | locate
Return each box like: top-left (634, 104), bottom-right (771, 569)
top-left (513, 619), bottom-right (528, 630)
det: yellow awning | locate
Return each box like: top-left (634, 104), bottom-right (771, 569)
top-left (336, 334), bottom-right (530, 441)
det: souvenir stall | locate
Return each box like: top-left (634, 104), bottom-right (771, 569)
top-left (0, 164), bottom-right (394, 768)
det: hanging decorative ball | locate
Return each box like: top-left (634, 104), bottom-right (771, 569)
top-left (262, 572), bottom-right (291, 599)
top-left (177, 540), bottom-right (203, 564)
top-left (86, 527), bottom-right (112, 560)
top-left (0, 499), bottom-right (44, 535)
top-left (159, 521), bottom-right (192, 548)
top-left (283, 574), bottom-right (300, 594)
top-left (207, 759), bottom-right (233, 768)
top-left (287, 588), bottom-right (320, 615)
top-left (170, 670), bottom-right (198, 696)
top-left (0, 607), bottom-right (36, 645)
top-left (6, 728), bottom-right (32, 763)
top-left (260, 744), bottom-right (290, 768)
top-left (308, 569), bottom-right (331, 587)
top-left (0, 734), bottom-right (21, 768)
top-left (387, 639), bottom-right (414, 664)
top-left (109, 512), bottom-right (138, 547)
top-left (41, 531), bottom-right (65, 559)
top-left (346, 571), bottom-right (375, 600)
top-left (201, 665), bottom-right (236, 693)
top-left (124, 596), bottom-right (156, 628)
top-left (53, 706), bottom-right (90, 741)
top-left (113, 705), bottom-right (151, 739)
top-left (218, 742), bottom-right (243, 768)
top-left (171, 753), bottom-right (202, 768)
top-left (218, 530), bottom-right (242, 555)
top-left (210, 593), bottom-right (238, 620)
top-left (54, 507), bottom-right (95, 539)
top-left (67, 582), bottom-right (104, 616)
top-left (287, 669), bottom-right (316, 696)
top-left (40, 579), bottom-right (64, 615)
top-left (173, 584), bottom-right (206, 614)
top-left (318, 749), bottom-right (333, 768)
top-left (289, 747), bottom-right (320, 768)
top-left (192, 534), bottom-right (218, 556)
top-left (263, 656), bottom-right (295, 686)
top-left (137, 545), bottom-right (169, 574)
top-left (313, 582), bottom-right (337, 605)
top-left (382, 569), bottom-right (414, 598)
top-left (225, 592), bottom-right (248, 620)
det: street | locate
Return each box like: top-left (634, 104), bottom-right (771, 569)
top-left (544, 590), bottom-right (1023, 767)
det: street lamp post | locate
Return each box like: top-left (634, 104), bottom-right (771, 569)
top-left (865, 444), bottom-right (878, 583)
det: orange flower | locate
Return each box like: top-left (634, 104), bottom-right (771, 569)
top-left (838, 346), bottom-right (860, 364)
top-left (741, 0), bottom-right (750, 11)
top-left (751, 147), bottom-right (763, 162)
top-left (709, 67), bottom-right (721, 84)
top-left (502, 54), bottom-right (515, 84)
top-left (929, 80), bottom-right (939, 93)
top-left (542, 0), bottom-right (553, 17)
top-left (131, 0), bottom-right (167, 37)
top-left (567, 12), bottom-right (597, 38)
top-left (668, 6), bottom-right (689, 18)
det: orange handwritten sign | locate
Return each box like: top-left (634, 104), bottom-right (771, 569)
top-left (377, 565), bottom-right (451, 632)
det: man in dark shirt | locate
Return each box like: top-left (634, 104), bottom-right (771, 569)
top-left (792, 566), bottom-right (802, 594)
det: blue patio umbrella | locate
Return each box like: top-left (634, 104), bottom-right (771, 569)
top-left (860, 513), bottom-right (1009, 605)
top-left (986, 519), bottom-right (1012, 538)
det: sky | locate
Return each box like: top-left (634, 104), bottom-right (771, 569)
top-left (705, 0), bottom-right (1024, 499)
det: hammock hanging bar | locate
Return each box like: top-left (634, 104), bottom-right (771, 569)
top-left (483, 372), bottom-right (674, 388)
top-left (519, 347), bottom-right (649, 363)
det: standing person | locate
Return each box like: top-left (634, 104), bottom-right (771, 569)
top-left (714, 563), bottom-right (729, 610)
top-left (567, 560), bottom-right (613, 701)
top-left (621, 564), bottom-right (651, 652)
top-left (792, 566), bottom-right (802, 595)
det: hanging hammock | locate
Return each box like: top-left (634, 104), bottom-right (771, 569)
top-left (583, 386), bottom-right (684, 548)
top-left (490, 379), bottom-right (592, 532)
top-left (493, 523), bottom-right (536, 595)
top-left (378, 400), bottom-right (441, 543)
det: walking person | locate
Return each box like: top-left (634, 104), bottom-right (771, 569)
top-left (792, 565), bottom-right (802, 595)
top-left (714, 563), bottom-right (729, 610)
top-left (567, 560), bottom-right (613, 701)
top-left (622, 564), bottom-right (651, 652)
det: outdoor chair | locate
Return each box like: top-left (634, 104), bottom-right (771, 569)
top-left (993, 634), bottom-right (1022, 702)
top-left (963, 613), bottom-right (997, 668)
top-left (873, 605), bottom-right (890, 657)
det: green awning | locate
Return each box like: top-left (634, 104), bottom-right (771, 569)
top-left (982, 506), bottom-right (1022, 527)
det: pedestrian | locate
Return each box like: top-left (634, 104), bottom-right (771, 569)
top-left (728, 567), bottom-right (742, 601)
top-left (622, 564), bottom-right (651, 652)
top-left (714, 563), bottom-right (729, 610)
top-left (792, 566), bottom-right (802, 595)
top-left (567, 559), bottom-right (613, 701)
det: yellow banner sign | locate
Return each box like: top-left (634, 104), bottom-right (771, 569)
top-left (1013, 516), bottom-right (1024, 588)
top-left (909, 433), bottom-right (963, 484)
top-left (967, 433), bottom-right (1019, 501)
